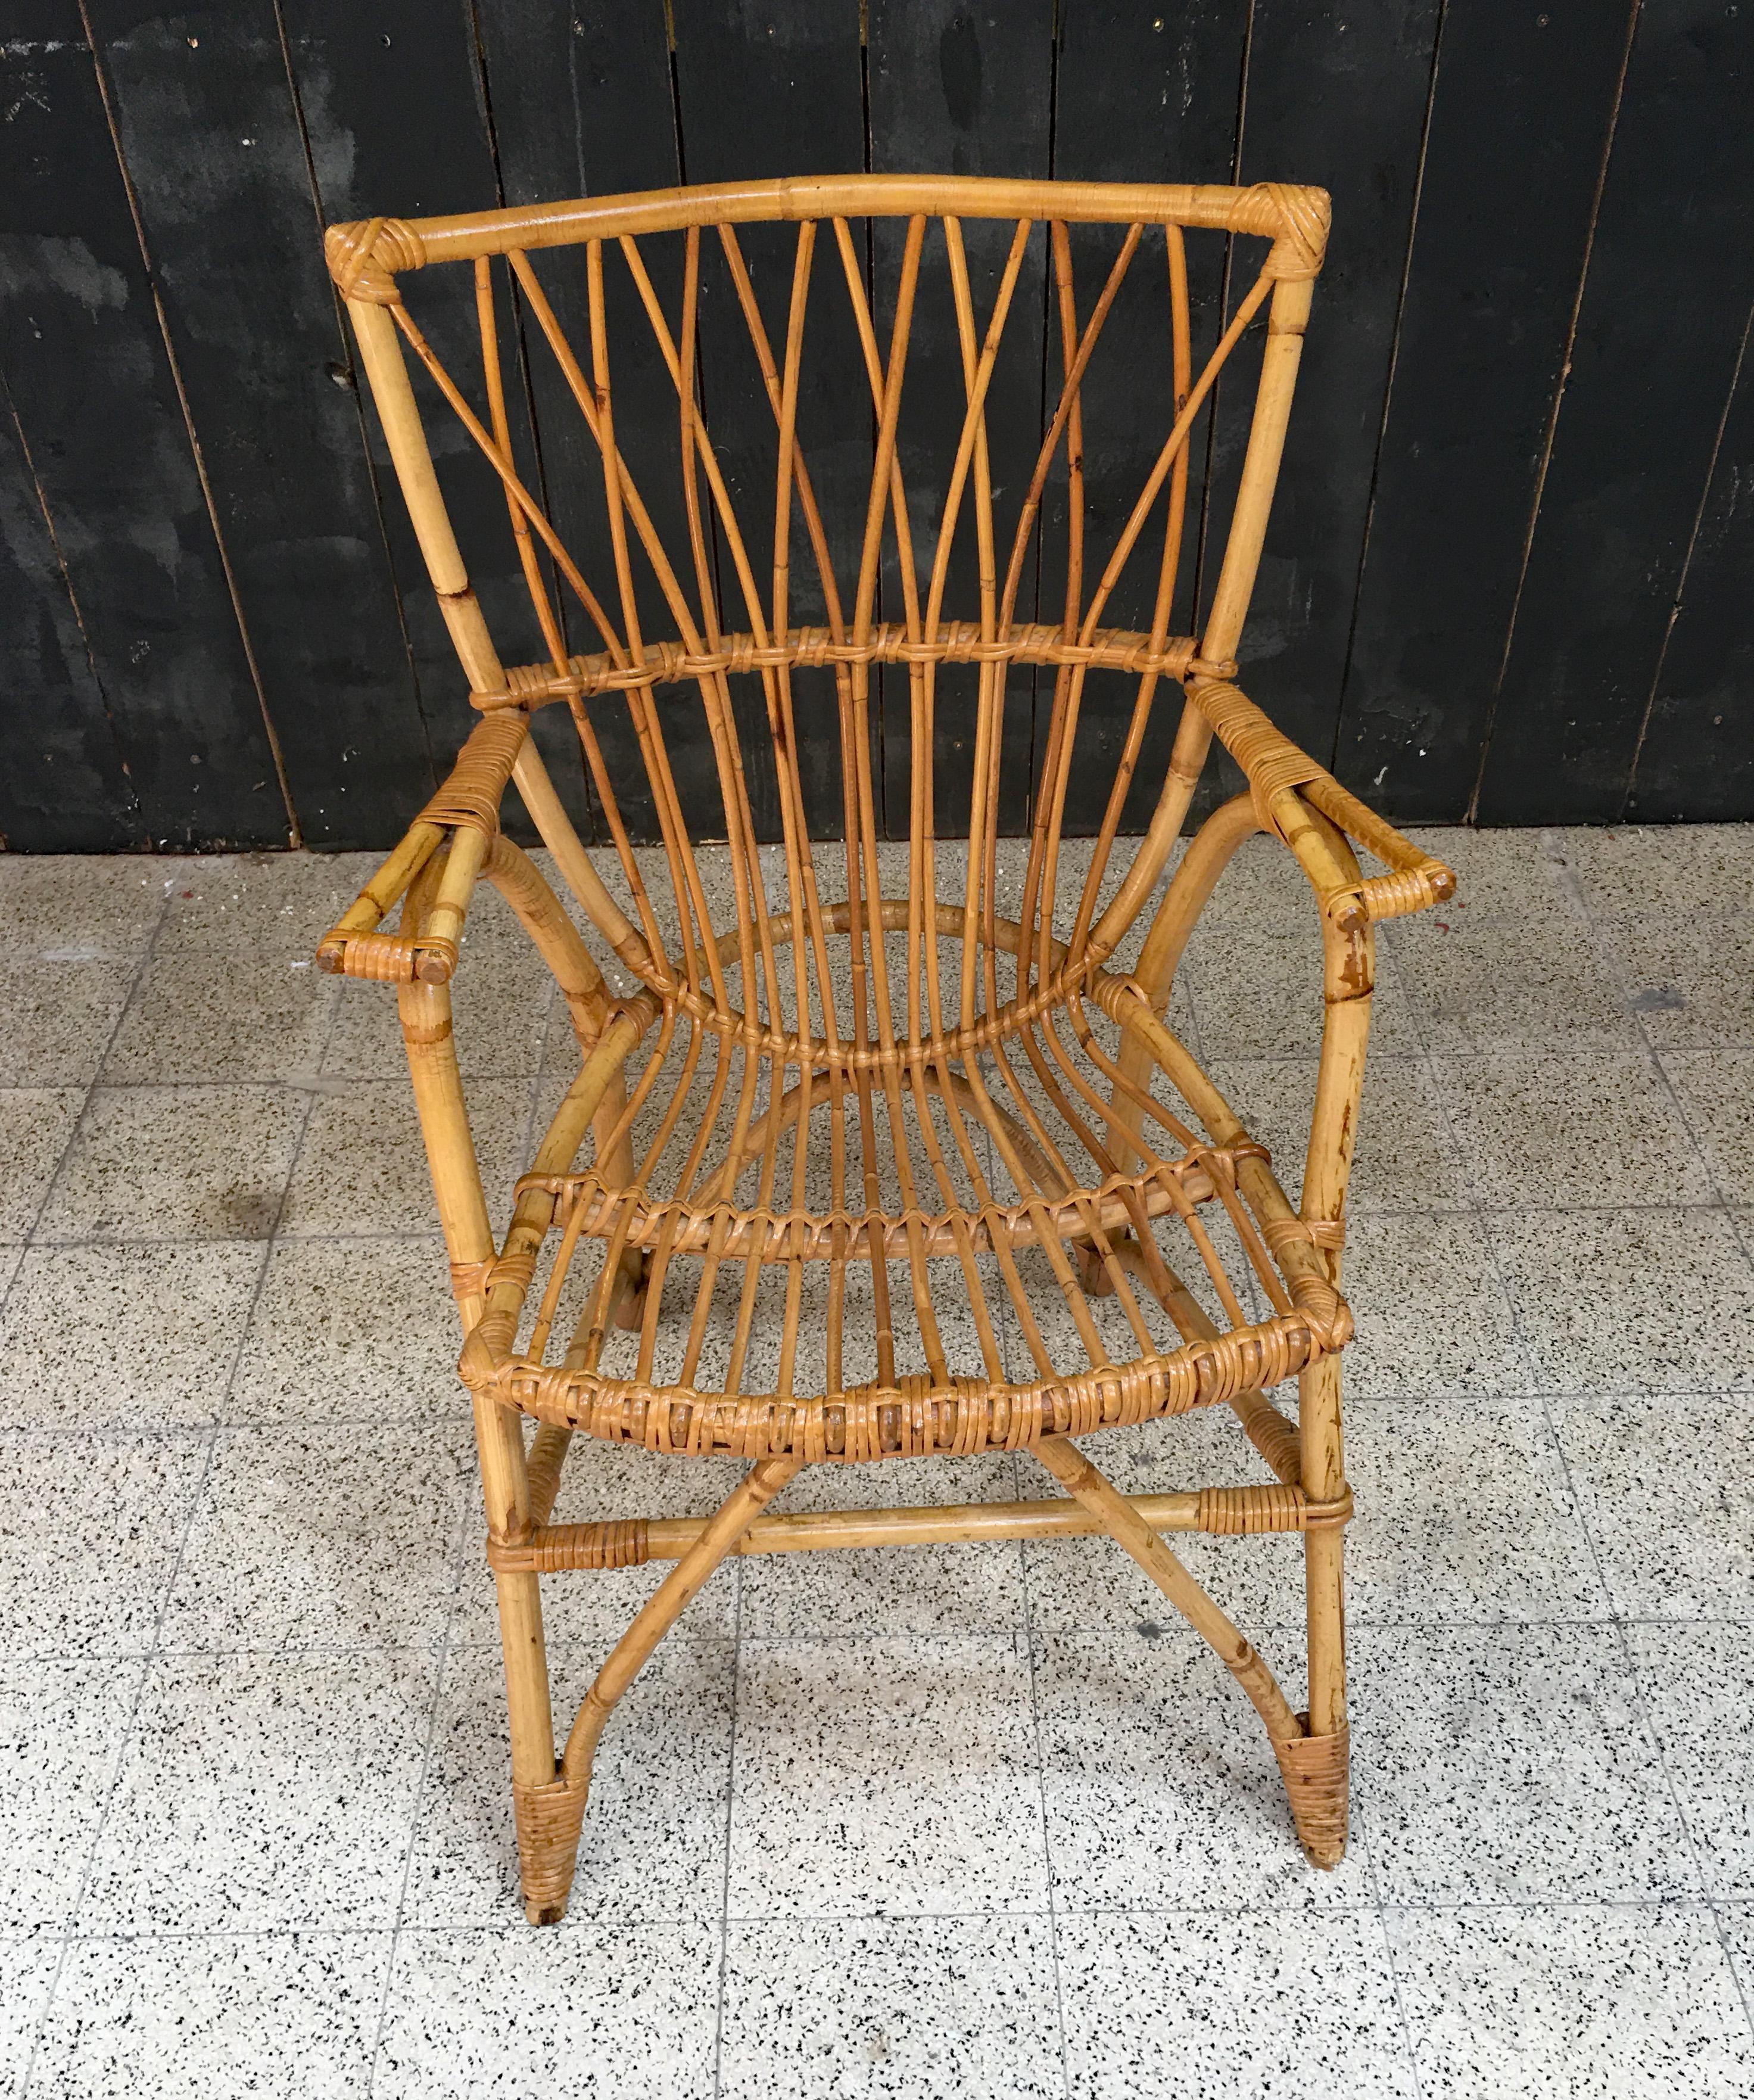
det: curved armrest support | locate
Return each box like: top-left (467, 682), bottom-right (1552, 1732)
top-left (1185, 677), bottom-right (1456, 929)
top-left (315, 711), bottom-right (531, 985)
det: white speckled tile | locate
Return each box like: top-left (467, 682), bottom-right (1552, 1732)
top-left (374, 1921), bottom-right (720, 2100)
top-left (739, 1454), bottom-right (1028, 1638)
top-left (1034, 1625), bottom-right (1374, 1911)
top-left (1660, 1047), bottom-right (1754, 1203)
top-left (278, 1078), bottom-right (532, 1241)
top-left (1387, 1903), bottom-right (1753, 2099)
top-left (226, 1233), bottom-right (465, 1425)
top-left (719, 1914), bottom-right (1063, 2100)
top-left (79, 1650), bottom-right (436, 1933)
top-left (728, 1634), bottom-right (1046, 1918)
top-left (1351, 1623), bottom-right (1698, 1905)
top-left (151, 855), bottom-right (372, 957)
top-left (1596, 913), bottom-right (1754, 1049)
top-left (1207, 1054), bottom-right (1471, 1214)
top-left (30, 1931), bottom-right (390, 2100)
top-left (0, 1931), bottom-right (58, 2099)
top-left (0, 956), bottom-right (141, 1088)
top-left (160, 1425), bottom-right (471, 1653)
top-left (0, 1659), bottom-right (144, 1931)
top-left (0, 1090), bottom-right (84, 1243)
top-left (0, 854), bottom-right (163, 955)
top-left (0, 1432), bottom-right (210, 1659)
top-left (1180, 919), bottom-right (1419, 1059)
top-left (1057, 1909), bottom-right (1417, 2099)
top-left (1489, 1208), bottom-right (1754, 1393)
top-left (0, 1242), bottom-right (265, 1430)
top-left (1394, 904), bottom-right (1643, 1056)
top-left (36, 1087), bottom-right (307, 1243)
top-left (100, 945), bottom-right (337, 1085)
top-left (1555, 823), bottom-right (1754, 922)
top-left (1627, 1623), bottom-right (1754, 1897)
top-left (1552, 1393), bottom-right (1754, 1618)
top-left (404, 1633), bottom-right (736, 1927)
top-left (1339, 1211), bottom-right (1527, 1399)
top-left (1432, 1049), bottom-right (1715, 1208)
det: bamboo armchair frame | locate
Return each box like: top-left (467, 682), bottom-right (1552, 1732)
top-left (315, 173), bottom-right (1455, 1924)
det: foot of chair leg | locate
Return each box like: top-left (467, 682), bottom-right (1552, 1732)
top-left (513, 1770), bottom-right (589, 1924)
top-left (1273, 1713), bottom-right (1350, 1869)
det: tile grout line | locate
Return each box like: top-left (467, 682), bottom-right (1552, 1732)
top-left (1551, 830), bottom-right (1754, 2049)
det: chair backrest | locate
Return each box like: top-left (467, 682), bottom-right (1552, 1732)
top-left (327, 175), bottom-right (1328, 1039)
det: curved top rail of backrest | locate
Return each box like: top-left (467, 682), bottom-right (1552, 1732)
top-left (324, 173), bottom-right (1330, 303)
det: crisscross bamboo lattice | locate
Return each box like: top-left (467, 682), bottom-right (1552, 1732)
top-left (316, 174), bottom-right (1455, 1924)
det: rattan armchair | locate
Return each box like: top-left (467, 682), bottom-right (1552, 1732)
top-left (315, 175), bottom-right (1455, 1925)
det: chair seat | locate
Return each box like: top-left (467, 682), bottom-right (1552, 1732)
top-left (463, 959), bottom-right (1353, 1463)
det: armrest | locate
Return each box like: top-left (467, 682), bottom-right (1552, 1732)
top-left (1185, 677), bottom-right (1456, 929)
top-left (315, 710), bottom-right (529, 985)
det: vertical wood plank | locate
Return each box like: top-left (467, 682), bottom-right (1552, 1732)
top-left (1213, 0), bottom-right (1442, 765)
top-left (1051, 0), bottom-right (1248, 834)
top-left (1334, 2), bottom-right (1633, 823)
top-left (0, 379), bottom-right (139, 850)
top-left (867, 0), bottom-right (1055, 840)
top-left (87, 0), bottom-right (435, 849)
top-left (671, 0), bottom-right (870, 844)
top-left (1627, 301), bottom-right (1754, 822)
top-left (1475, 0), bottom-right (1754, 825)
top-left (0, 10), bottom-right (287, 847)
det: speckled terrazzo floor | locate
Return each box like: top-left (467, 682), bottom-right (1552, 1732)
top-left (2, 825), bottom-right (1753, 2098)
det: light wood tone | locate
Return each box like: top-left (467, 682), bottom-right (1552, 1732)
top-left (317, 169), bottom-right (1451, 1921)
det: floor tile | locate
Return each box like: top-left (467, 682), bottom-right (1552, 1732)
top-left (1490, 1208), bottom-right (1754, 1393)
top-left (0, 956), bottom-right (140, 1087)
top-left (1396, 914), bottom-right (1641, 1056)
top-left (1628, 1622), bottom-right (1754, 1897)
top-left (375, 1921), bottom-right (720, 2100)
top-left (101, 945), bottom-right (336, 1084)
top-left (1434, 1049), bottom-right (1713, 1208)
top-left (227, 1233), bottom-right (465, 1424)
top-left (161, 1424), bottom-right (471, 1653)
top-left (0, 1659), bottom-right (144, 1931)
top-left (729, 1635), bottom-right (1046, 1917)
top-left (739, 1455), bottom-right (1029, 1638)
top-left (36, 1087), bottom-right (307, 1243)
top-left (1180, 921), bottom-right (1419, 1059)
top-left (0, 1431), bottom-right (210, 1660)
top-left (1035, 1625), bottom-right (1375, 1910)
top-left (1341, 1212), bottom-right (1526, 1399)
top-left (0, 854), bottom-right (163, 955)
top-left (80, 1650), bottom-right (435, 1933)
top-left (1661, 1047), bottom-right (1754, 1203)
top-left (154, 854), bottom-right (372, 957)
top-left (719, 1915), bottom-right (1063, 2100)
top-left (1598, 914), bottom-right (1754, 1048)
top-left (279, 1078), bottom-right (532, 1240)
top-left (0, 1242), bottom-right (264, 1429)
top-left (1343, 1395), bottom-right (1609, 1624)
top-left (0, 1090), bottom-right (83, 1243)
top-left (405, 1633), bottom-right (734, 1927)
top-left (30, 1931), bottom-right (390, 2100)
top-left (1553, 1393), bottom-right (1754, 1618)
top-left (1555, 821), bottom-right (1754, 922)
top-left (1208, 1054), bottom-right (1470, 1214)
top-left (0, 1932), bottom-right (58, 2100)
top-left (1352, 1622), bottom-right (1697, 1904)
top-left (1387, 1903), bottom-right (1753, 2100)
top-left (1057, 1909), bottom-right (1417, 2100)
top-left (1409, 825), bottom-right (1575, 920)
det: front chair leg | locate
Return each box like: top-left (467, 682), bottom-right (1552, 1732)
top-left (512, 1451), bottom-right (803, 1926)
top-left (1282, 1350), bottom-right (1350, 1868)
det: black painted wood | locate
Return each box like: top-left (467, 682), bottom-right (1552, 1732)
top-left (1335, 2), bottom-right (1633, 824)
top-left (0, 375), bottom-right (138, 851)
top-left (671, 0), bottom-right (871, 844)
top-left (866, 1), bottom-right (1055, 841)
top-left (1050, 0), bottom-right (1249, 835)
top-left (89, 0), bottom-right (435, 850)
top-left (1627, 301), bottom-right (1754, 823)
top-left (1213, 0), bottom-right (1442, 766)
top-left (1476, 0), bottom-right (1754, 826)
top-left (0, 9), bottom-right (286, 848)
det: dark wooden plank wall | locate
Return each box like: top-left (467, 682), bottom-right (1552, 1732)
top-left (2, 0), bottom-right (1751, 851)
